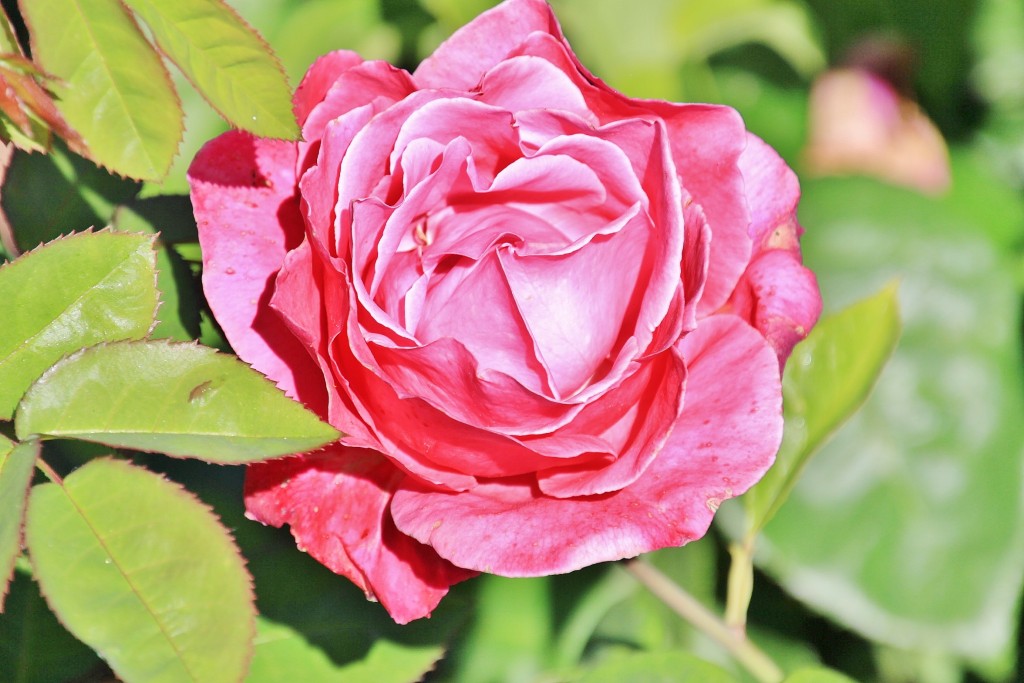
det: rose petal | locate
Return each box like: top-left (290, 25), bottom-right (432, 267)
top-left (302, 61), bottom-right (415, 147)
top-left (738, 133), bottom-right (801, 248)
top-left (293, 50), bottom-right (364, 125)
top-left (647, 103), bottom-right (752, 314)
top-left (270, 238), bottom-right (381, 445)
top-left (729, 250), bottom-right (821, 364)
top-left (413, 0), bottom-right (558, 90)
top-left (188, 131), bottom-right (324, 409)
top-left (390, 315), bottom-right (782, 575)
top-left (244, 447), bottom-right (475, 624)
top-left (535, 348), bottom-right (685, 497)
top-left (479, 55), bottom-right (591, 118)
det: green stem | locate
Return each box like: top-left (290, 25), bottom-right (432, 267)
top-left (724, 537), bottom-right (756, 634)
top-left (623, 557), bottom-right (784, 683)
top-left (36, 456), bottom-right (63, 486)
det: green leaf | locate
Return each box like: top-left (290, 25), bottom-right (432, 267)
top-left (246, 617), bottom-right (344, 683)
top-left (333, 640), bottom-right (445, 683)
top-left (15, 340), bottom-right (340, 462)
top-left (578, 650), bottom-right (739, 683)
top-left (0, 231), bottom-right (158, 419)
top-left (25, 457), bottom-right (255, 683)
top-left (112, 197), bottom-right (202, 341)
top-left (757, 173), bottom-right (1024, 677)
top-left (446, 575), bottom-right (553, 683)
top-left (0, 566), bottom-right (103, 683)
top-left (0, 438), bottom-right (37, 611)
top-left (744, 284), bottom-right (901, 533)
top-left (550, 0), bottom-right (823, 101)
top-left (121, 0), bottom-right (298, 140)
top-left (782, 667), bottom-right (858, 683)
top-left (1, 141), bottom-right (141, 252)
top-left (22, 0), bottom-right (183, 179)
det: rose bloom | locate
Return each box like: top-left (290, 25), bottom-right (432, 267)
top-left (189, 0), bottom-right (821, 623)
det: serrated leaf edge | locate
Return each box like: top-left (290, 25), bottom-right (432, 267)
top-left (121, 0), bottom-right (299, 140)
top-left (0, 438), bottom-right (39, 612)
top-left (22, 0), bottom-right (184, 180)
top-left (26, 455), bottom-right (256, 683)
top-left (14, 338), bottom-right (340, 463)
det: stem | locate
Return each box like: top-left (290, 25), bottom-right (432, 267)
top-left (724, 537), bottom-right (756, 634)
top-left (623, 557), bottom-right (784, 683)
top-left (0, 142), bottom-right (18, 258)
top-left (36, 457), bottom-right (63, 486)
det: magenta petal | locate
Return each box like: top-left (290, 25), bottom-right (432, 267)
top-left (292, 51), bottom-right (364, 125)
top-left (413, 0), bottom-right (558, 90)
top-left (244, 447), bottom-right (475, 624)
top-left (302, 61), bottom-right (416, 147)
top-left (390, 315), bottom-right (782, 575)
top-left (188, 131), bottom-right (324, 408)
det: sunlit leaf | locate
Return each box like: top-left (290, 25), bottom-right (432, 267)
top-left (121, 0), bottom-right (298, 140)
top-left (0, 438), bottom-right (36, 611)
top-left (0, 566), bottom-right (103, 683)
top-left (1, 141), bottom-right (141, 251)
top-left (16, 340), bottom-right (340, 463)
top-left (112, 197), bottom-right (202, 341)
top-left (334, 640), bottom-right (445, 683)
top-left (0, 231), bottom-right (158, 419)
top-left (550, 0), bottom-right (823, 101)
top-left (758, 174), bottom-right (1024, 678)
top-left (578, 650), bottom-right (739, 682)
top-left (22, 0), bottom-right (183, 179)
top-left (246, 617), bottom-right (344, 683)
top-left (25, 457), bottom-right (255, 683)
top-left (446, 575), bottom-right (553, 682)
top-left (744, 284), bottom-right (901, 534)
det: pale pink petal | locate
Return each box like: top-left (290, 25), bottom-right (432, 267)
top-left (414, 250), bottom-right (550, 394)
top-left (300, 105), bottom-right (376, 256)
top-left (738, 133), bottom-right (801, 247)
top-left (188, 132), bottom-right (324, 408)
top-left (413, 0), bottom-right (558, 90)
top-left (499, 208), bottom-right (650, 397)
top-left (479, 55), bottom-right (591, 117)
top-left (244, 447), bottom-right (475, 624)
top-left (390, 315), bottom-right (781, 575)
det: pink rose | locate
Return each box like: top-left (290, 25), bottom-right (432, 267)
top-left (189, 0), bottom-right (821, 623)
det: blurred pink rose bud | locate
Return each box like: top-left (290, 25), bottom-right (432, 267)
top-left (804, 67), bottom-right (951, 194)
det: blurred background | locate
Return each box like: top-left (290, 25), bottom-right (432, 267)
top-left (1, 1), bottom-right (1022, 682)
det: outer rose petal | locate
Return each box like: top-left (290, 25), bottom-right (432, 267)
top-left (188, 131), bottom-right (325, 410)
top-left (731, 134), bottom-right (822, 363)
top-left (293, 51), bottom-right (364, 125)
top-left (245, 447), bottom-right (475, 624)
top-left (738, 133), bottom-right (801, 247)
top-left (730, 250), bottom-right (821, 364)
top-left (390, 315), bottom-right (782, 575)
